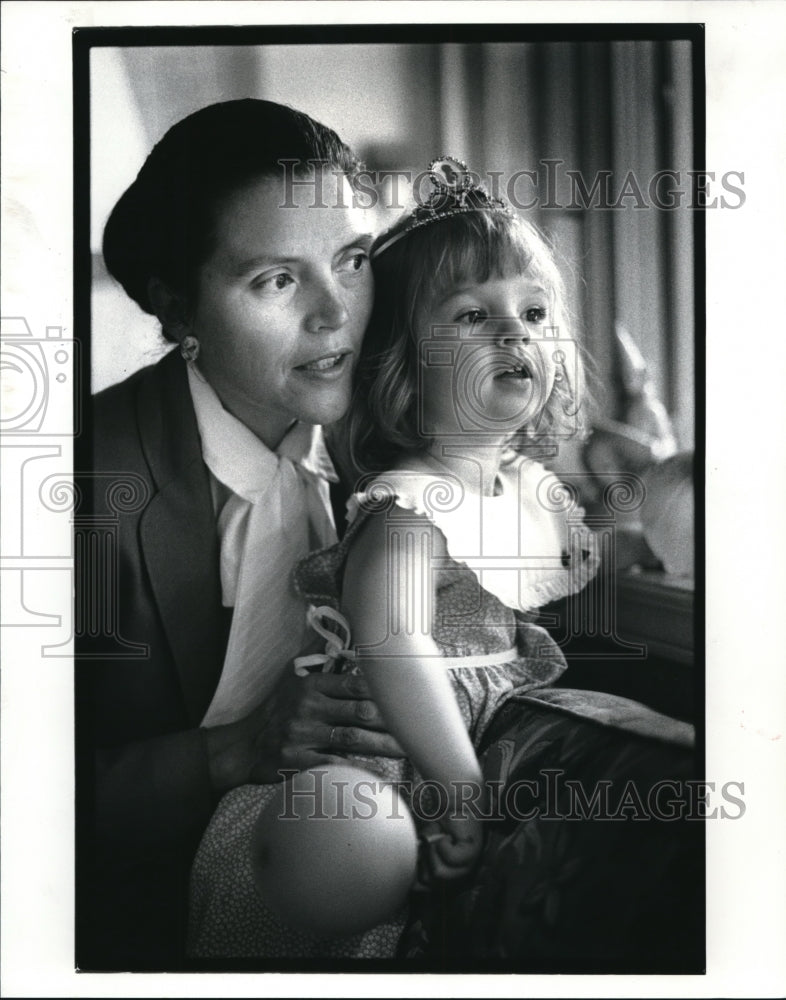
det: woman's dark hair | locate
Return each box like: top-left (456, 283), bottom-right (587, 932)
top-left (102, 99), bottom-right (361, 336)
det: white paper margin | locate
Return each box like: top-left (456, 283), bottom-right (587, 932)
top-left (1, 1), bottom-right (785, 997)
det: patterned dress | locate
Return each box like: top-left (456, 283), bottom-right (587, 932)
top-left (187, 456), bottom-right (600, 959)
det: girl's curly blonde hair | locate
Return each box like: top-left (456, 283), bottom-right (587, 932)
top-left (340, 204), bottom-right (588, 477)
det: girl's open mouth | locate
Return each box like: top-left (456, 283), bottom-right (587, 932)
top-left (495, 363), bottom-right (532, 380)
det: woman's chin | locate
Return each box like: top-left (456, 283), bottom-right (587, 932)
top-left (295, 387), bottom-right (353, 428)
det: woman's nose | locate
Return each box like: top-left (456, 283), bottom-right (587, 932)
top-left (493, 317), bottom-right (530, 346)
top-left (306, 276), bottom-right (349, 333)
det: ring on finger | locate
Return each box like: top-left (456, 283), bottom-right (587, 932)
top-left (421, 831), bottom-right (449, 845)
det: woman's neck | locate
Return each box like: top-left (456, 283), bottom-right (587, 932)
top-left (197, 363), bottom-right (297, 451)
top-left (419, 442), bottom-right (508, 497)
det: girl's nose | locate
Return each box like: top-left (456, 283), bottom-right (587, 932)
top-left (306, 277), bottom-right (349, 333)
top-left (493, 317), bottom-right (530, 346)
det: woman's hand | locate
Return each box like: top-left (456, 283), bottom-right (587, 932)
top-left (204, 666), bottom-right (403, 793)
top-left (279, 669), bottom-right (404, 771)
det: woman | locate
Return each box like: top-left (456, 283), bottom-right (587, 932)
top-left (78, 99), bottom-right (402, 970)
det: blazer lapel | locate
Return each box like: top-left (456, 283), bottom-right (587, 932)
top-left (136, 352), bottom-right (228, 726)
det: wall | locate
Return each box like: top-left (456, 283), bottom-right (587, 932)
top-left (89, 40), bottom-right (695, 449)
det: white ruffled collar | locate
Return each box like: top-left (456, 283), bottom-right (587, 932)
top-left (347, 455), bottom-right (600, 614)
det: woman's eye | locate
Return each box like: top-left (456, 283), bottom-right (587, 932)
top-left (525, 306), bottom-right (547, 324)
top-left (458, 309), bottom-right (484, 326)
top-left (255, 272), bottom-right (294, 293)
top-left (341, 252), bottom-right (369, 274)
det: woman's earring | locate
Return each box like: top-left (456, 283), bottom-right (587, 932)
top-left (180, 335), bottom-right (200, 362)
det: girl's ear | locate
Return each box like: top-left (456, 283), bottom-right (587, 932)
top-left (147, 276), bottom-right (192, 341)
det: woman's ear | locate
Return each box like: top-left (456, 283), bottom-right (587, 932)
top-left (147, 277), bottom-right (192, 342)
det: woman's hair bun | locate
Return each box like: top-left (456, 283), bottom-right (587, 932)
top-left (102, 99), bottom-right (361, 319)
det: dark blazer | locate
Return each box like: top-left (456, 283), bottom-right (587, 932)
top-left (77, 350), bottom-right (351, 968)
top-left (77, 349), bottom-right (231, 969)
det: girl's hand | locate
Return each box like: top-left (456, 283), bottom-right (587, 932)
top-left (420, 811), bottom-right (484, 882)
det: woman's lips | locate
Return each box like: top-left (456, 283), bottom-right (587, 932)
top-left (295, 350), bottom-right (351, 376)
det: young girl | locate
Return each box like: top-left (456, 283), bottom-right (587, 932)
top-left (188, 159), bottom-right (601, 958)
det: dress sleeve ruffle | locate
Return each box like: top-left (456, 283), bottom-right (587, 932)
top-left (346, 473), bottom-right (442, 525)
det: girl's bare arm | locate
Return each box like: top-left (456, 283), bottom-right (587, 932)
top-left (342, 509), bottom-right (483, 877)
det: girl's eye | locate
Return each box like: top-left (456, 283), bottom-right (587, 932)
top-left (525, 306), bottom-right (547, 324)
top-left (458, 309), bottom-right (484, 326)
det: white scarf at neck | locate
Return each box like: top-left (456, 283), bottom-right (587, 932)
top-left (187, 362), bottom-right (338, 726)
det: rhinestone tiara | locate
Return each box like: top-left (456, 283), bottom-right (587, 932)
top-left (371, 156), bottom-right (514, 260)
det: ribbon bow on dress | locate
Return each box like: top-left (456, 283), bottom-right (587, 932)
top-left (293, 605), bottom-right (357, 676)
